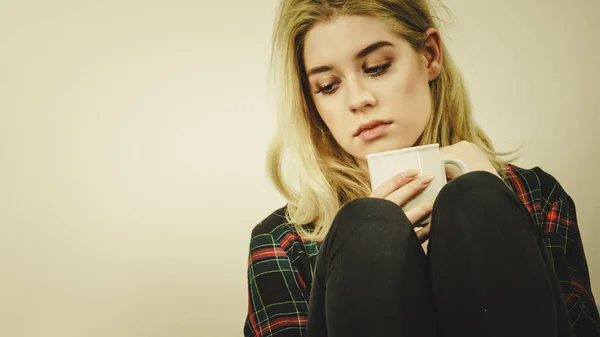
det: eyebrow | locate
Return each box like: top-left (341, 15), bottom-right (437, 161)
top-left (306, 41), bottom-right (394, 77)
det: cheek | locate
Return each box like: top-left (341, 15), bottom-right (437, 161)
top-left (314, 103), bottom-right (353, 150)
top-left (315, 101), bottom-right (343, 133)
top-left (397, 62), bottom-right (427, 97)
top-left (390, 67), bottom-right (431, 119)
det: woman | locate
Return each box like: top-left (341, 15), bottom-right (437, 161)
top-left (245, 0), bottom-right (599, 336)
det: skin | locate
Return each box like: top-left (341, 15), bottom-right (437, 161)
top-left (303, 15), bottom-right (439, 169)
top-left (303, 15), bottom-right (500, 244)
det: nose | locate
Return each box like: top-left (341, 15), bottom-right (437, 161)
top-left (347, 79), bottom-right (376, 113)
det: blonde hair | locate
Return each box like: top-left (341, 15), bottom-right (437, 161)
top-left (267, 0), bottom-right (514, 242)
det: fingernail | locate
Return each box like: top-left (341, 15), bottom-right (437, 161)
top-left (403, 169), bottom-right (420, 178)
top-left (419, 175), bottom-right (435, 184)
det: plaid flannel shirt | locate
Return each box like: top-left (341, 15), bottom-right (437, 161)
top-left (244, 164), bottom-right (600, 336)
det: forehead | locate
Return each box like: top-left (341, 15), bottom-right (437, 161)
top-left (303, 15), bottom-right (398, 68)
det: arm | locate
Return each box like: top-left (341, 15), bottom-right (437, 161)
top-left (244, 232), bottom-right (309, 337)
top-left (543, 190), bottom-right (600, 336)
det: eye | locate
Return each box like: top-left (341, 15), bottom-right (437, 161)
top-left (315, 81), bottom-right (340, 95)
top-left (365, 63), bottom-right (392, 76)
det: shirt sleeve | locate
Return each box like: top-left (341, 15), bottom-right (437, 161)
top-left (244, 232), bottom-right (310, 337)
top-left (543, 191), bottom-right (600, 336)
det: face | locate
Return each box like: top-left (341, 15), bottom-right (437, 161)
top-left (303, 15), bottom-right (442, 170)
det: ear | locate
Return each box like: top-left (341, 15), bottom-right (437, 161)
top-left (421, 28), bottom-right (443, 82)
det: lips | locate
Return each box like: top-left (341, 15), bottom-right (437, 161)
top-left (354, 120), bottom-right (393, 137)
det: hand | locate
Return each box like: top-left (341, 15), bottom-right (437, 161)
top-left (440, 141), bottom-right (500, 181)
top-left (370, 169), bottom-right (435, 244)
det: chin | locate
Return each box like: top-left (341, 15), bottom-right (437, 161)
top-left (362, 139), bottom-right (415, 157)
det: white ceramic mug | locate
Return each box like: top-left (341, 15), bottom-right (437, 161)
top-left (366, 143), bottom-right (469, 224)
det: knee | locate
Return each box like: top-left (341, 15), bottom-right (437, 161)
top-left (337, 197), bottom-right (403, 219)
top-left (429, 171), bottom-right (536, 255)
top-left (435, 171), bottom-right (506, 211)
top-left (431, 171), bottom-right (511, 237)
top-left (327, 197), bottom-right (413, 246)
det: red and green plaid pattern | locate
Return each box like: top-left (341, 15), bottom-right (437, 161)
top-left (244, 164), bottom-right (600, 336)
top-left (245, 210), bottom-right (318, 337)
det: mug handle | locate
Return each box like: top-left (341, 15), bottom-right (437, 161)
top-left (442, 158), bottom-right (469, 174)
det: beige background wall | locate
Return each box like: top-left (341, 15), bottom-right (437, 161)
top-left (0, 0), bottom-right (597, 336)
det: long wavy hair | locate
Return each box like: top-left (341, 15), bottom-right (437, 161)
top-left (267, 0), bottom-right (514, 242)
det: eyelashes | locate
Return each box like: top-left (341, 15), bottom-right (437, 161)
top-left (365, 63), bottom-right (392, 76)
top-left (314, 62), bottom-right (392, 95)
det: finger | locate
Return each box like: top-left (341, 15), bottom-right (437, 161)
top-left (404, 199), bottom-right (434, 225)
top-left (421, 239), bottom-right (429, 255)
top-left (370, 169), bottom-right (420, 198)
top-left (386, 175), bottom-right (434, 207)
top-left (416, 225), bottom-right (431, 244)
top-left (444, 163), bottom-right (463, 181)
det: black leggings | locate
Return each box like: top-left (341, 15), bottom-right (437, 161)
top-left (305, 171), bottom-right (574, 337)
